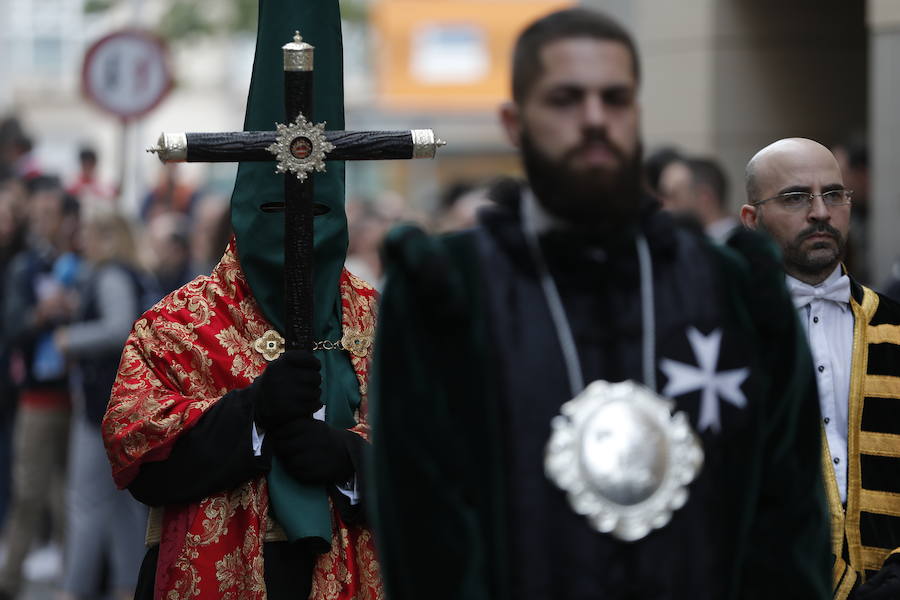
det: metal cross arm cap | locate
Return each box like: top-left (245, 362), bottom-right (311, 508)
top-left (146, 129), bottom-right (448, 163)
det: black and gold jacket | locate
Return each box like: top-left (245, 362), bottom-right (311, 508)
top-left (829, 279), bottom-right (900, 598)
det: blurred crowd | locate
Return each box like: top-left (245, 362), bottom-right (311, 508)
top-left (0, 115), bottom-right (234, 600)
top-left (0, 111), bottom-right (893, 599)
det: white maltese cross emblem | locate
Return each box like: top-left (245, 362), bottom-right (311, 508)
top-left (660, 327), bottom-right (749, 433)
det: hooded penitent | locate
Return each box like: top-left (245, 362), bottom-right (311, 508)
top-left (231, 0), bottom-right (361, 546)
top-left (103, 3), bottom-right (382, 597)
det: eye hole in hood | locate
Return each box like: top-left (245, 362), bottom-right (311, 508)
top-left (260, 202), bottom-right (331, 216)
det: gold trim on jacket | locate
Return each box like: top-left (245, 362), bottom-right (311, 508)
top-left (825, 285), bottom-right (900, 598)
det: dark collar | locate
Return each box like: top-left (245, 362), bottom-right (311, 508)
top-left (843, 264), bottom-right (865, 305)
top-left (478, 182), bottom-right (678, 263)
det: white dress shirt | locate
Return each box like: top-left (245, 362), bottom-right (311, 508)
top-left (786, 266), bottom-right (853, 503)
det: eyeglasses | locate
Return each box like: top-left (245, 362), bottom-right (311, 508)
top-left (751, 189), bottom-right (853, 211)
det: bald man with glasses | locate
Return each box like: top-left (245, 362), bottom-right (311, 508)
top-left (742, 137), bottom-right (900, 600)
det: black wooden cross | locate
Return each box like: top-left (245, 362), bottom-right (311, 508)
top-left (147, 32), bottom-right (445, 352)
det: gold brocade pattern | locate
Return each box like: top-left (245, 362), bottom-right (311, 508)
top-left (353, 529), bottom-right (384, 600)
top-left (168, 479), bottom-right (267, 600)
top-left (212, 485), bottom-right (266, 597)
top-left (308, 272), bottom-right (382, 597)
top-left (310, 526), bottom-right (354, 600)
top-left (103, 241), bottom-right (273, 598)
top-left (166, 549), bottom-right (200, 600)
top-left (103, 241), bottom-right (260, 480)
top-left (104, 239), bottom-right (383, 599)
top-left (215, 532), bottom-right (266, 598)
top-left (341, 273), bottom-right (378, 397)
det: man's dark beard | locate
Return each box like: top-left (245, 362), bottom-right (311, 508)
top-left (759, 218), bottom-right (846, 280)
top-left (521, 128), bottom-right (643, 230)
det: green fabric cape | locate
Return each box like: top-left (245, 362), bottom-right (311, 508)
top-left (230, 0), bottom-right (359, 548)
top-left (370, 221), bottom-right (830, 599)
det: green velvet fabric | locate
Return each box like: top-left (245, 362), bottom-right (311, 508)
top-left (230, 0), bottom-right (358, 546)
top-left (370, 225), bottom-right (511, 600)
top-left (370, 220), bottom-right (829, 599)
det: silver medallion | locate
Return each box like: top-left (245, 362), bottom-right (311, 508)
top-left (545, 379), bottom-right (704, 542)
top-left (266, 113), bottom-right (335, 181)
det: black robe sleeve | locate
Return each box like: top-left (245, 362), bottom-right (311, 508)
top-left (127, 390), bottom-right (270, 506)
top-left (128, 389), bottom-right (371, 523)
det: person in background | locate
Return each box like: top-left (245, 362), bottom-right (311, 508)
top-left (375, 189), bottom-right (428, 227)
top-left (345, 200), bottom-right (390, 287)
top-left (0, 176), bottom-right (78, 600)
top-left (0, 118), bottom-right (41, 182)
top-left (144, 211), bottom-right (195, 295)
top-left (0, 176), bottom-right (27, 531)
top-left (139, 164), bottom-right (199, 224)
top-left (66, 146), bottom-right (116, 213)
top-left (642, 145), bottom-right (682, 200)
top-left (741, 137), bottom-right (900, 599)
top-left (187, 195), bottom-right (231, 276)
top-left (53, 210), bottom-right (151, 600)
top-left (659, 156), bottom-right (738, 243)
top-left (832, 134), bottom-right (870, 284)
top-left (432, 181), bottom-right (493, 233)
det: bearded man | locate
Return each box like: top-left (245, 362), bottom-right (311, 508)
top-left (371, 8), bottom-right (830, 600)
top-left (742, 138), bottom-right (900, 600)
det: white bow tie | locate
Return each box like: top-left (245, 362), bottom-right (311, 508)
top-left (788, 275), bottom-right (851, 309)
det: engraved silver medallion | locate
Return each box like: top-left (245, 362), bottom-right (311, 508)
top-left (545, 379), bottom-right (704, 542)
top-left (266, 113), bottom-right (335, 181)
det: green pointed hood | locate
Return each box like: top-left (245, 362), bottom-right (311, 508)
top-left (232, 0), bottom-right (346, 331)
top-left (231, 0), bottom-right (358, 547)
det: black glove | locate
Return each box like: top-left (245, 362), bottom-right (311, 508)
top-left (269, 418), bottom-right (358, 485)
top-left (248, 350), bottom-right (322, 432)
top-left (854, 557), bottom-right (900, 600)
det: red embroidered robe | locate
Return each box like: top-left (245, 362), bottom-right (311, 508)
top-left (102, 239), bottom-right (382, 599)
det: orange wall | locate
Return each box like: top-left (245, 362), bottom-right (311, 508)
top-left (371, 0), bottom-right (573, 111)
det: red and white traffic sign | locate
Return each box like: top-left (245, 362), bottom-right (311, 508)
top-left (82, 29), bottom-right (173, 120)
